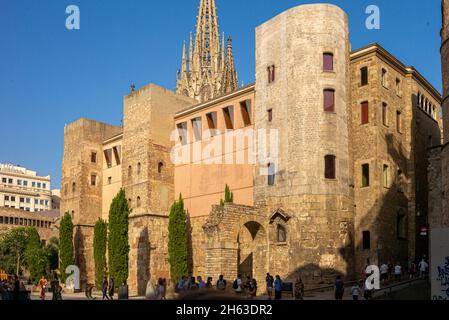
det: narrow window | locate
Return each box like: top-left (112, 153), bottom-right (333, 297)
top-left (268, 163), bottom-right (276, 186)
top-left (240, 100), bottom-right (252, 126)
top-left (325, 155), bottom-right (336, 179)
top-left (108, 177), bottom-right (112, 185)
top-left (104, 149), bottom-right (113, 168)
top-left (271, 65), bottom-right (275, 82)
top-left (128, 165), bottom-right (132, 178)
top-left (362, 164), bottom-right (370, 187)
top-left (91, 175), bottom-right (97, 187)
top-left (91, 152), bottom-right (97, 163)
top-left (382, 103), bottom-right (388, 126)
top-left (137, 162), bottom-right (141, 175)
top-left (361, 101), bottom-right (369, 124)
top-left (277, 225), bottom-right (287, 243)
top-left (383, 165), bottom-right (389, 188)
top-left (397, 213), bottom-right (406, 239)
top-left (191, 117), bottom-right (202, 141)
top-left (381, 68), bottom-right (387, 87)
top-left (206, 112), bottom-right (217, 136)
top-left (396, 170), bottom-right (403, 192)
top-left (113, 146), bottom-right (121, 165)
top-left (323, 89), bottom-right (335, 113)
top-left (396, 111), bottom-right (402, 133)
top-left (396, 78), bottom-right (401, 96)
top-left (361, 67), bottom-right (368, 86)
top-left (137, 196), bottom-right (141, 208)
top-left (267, 109), bottom-right (273, 122)
top-left (158, 162), bottom-right (164, 174)
top-left (323, 53), bottom-right (334, 72)
top-left (223, 106), bottom-right (234, 130)
top-left (362, 231), bottom-right (371, 250)
top-left (267, 66), bottom-right (272, 83)
top-left (177, 122), bottom-right (188, 145)
top-left (72, 182), bottom-right (76, 193)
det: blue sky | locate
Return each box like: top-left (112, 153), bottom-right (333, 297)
top-left (0, 0), bottom-right (443, 188)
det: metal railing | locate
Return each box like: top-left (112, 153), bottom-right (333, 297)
top-left (372, 276), bottom-right (428, 299)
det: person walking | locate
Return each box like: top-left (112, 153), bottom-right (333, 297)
top-left (418, 259), bottom-right (429, 278)
top-left (266, 273), bottom-right (274, 300)
top-left (38, 276), bottom-right (47, 301)
top-left (409, 262), bottom-right (417, 280)
top-left (334, 276), bottom-right (344, 300)
top-left (51, 273), bottom-right (60, 300)
top-left (274, 275), bottom-right (282, 300)
top-left (248, 278), bottom-right (257, 299)
top-left (109, 277), bottom-right (115, 300)
top-left (232, 274), bottom-right (243, 295)
top-left (294, 277), bottom-right (304, 300)
top-left (351, 282), bottom-right (361, 300)
top-left (380, 263), bottom-right (389, 285)
top-left (394, 263), bottom-right (402, 282)
top-left (216, 275), bottom-right (227, 291)
top-left (102, 276), bottom-right (110, 300)
top-left (157, 278), bottom-right (166, 299)
top-left (13, 275), bottom-right (20, 301)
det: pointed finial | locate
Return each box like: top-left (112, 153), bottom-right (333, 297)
top-left (131, 83), bottom-right (135, 92)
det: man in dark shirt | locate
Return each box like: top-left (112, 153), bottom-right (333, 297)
top-left (334, 276), bottom-right (345, 300)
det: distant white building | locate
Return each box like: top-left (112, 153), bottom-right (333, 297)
top-left (0, 163), bottom-right (53, 212)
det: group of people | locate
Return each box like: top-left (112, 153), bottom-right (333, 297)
top-left (0, 275), bottom-right (22, 300)
top-left (175, 273), bottom-right (304, 300)
top-left (101, 276), bottom-right (116, 300)
top-left (0, 273), bottom-right (62, 301)
top-left (377, 258), bottom-right (429, 285)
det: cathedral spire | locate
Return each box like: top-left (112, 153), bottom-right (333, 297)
top-left (176, 0), bottom-right (238, 102)
top-left (220, 36), bottom-right (238, 95)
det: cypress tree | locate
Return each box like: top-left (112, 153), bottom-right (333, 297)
top-left (25, 227), bottom-right (49, 284)
top-left (94, 218), bottom-right (108, 289)
top-left (108, 189), bottom-right (130, 286)
top-left (168, 194), bottom-right (188, 283)
top-left (224, 184), bottom-right (234, 203)
top-left (59, 212), bottom-right (74, 282)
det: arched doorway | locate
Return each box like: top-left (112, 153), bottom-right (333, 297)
top-left (237, 221), bottom-right (267, 284)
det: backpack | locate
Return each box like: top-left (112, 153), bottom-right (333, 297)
top-left (232, 279), bottom-right (238, 290)
top-left (217, 279), bottom-right (226, 289)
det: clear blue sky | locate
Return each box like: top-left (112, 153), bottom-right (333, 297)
top-left (0, 0), bottom-right (443, 188)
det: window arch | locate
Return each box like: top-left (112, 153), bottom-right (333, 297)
top-left (158, 162), bottom-right (164, 174)
top-left (277, 224), bottom-right (287, 243)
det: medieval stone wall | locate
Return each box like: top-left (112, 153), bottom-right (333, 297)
top-left (253, 4), bottom-right (355, 284)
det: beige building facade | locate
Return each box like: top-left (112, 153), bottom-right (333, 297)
top-left (0, 164), bottom-right (53, 212)
top-left (61, 2), bottom-right (442, 294)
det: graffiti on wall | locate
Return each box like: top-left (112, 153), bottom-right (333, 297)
top-left (433, 257), bottom-right (449, 300)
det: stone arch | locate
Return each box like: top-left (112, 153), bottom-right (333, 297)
top-left (237, 221), bottom-right (267, 285)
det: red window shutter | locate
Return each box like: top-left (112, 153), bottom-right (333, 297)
top-left (361, 102), bottom-right (369, 124)
top-left (323, 53), bottom-right (333, 71)
top-left (324, 90), bottom-right (335, 112)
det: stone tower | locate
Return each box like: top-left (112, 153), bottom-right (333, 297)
top-left (441, 0), bottom-right (449, 226)
top-left (176, 0), bottom-right (238, 102)
top-left (254, 4), bottom-right (355, 282)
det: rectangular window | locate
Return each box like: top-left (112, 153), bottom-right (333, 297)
top-left (323, 89), bottom-right (335, 113)
top-left (325, 155), bottom-right (336, 179)
top-left (40, 199), bottom-right (44, 205)
top-left (26, 198), bottom-right (30, 204)
top-left (397, 213), bottom-right (406, 239)
top-left (361, 102), bottom-right (369, 124)
top-left (1, 178), bottom-right (6, 183)
top-left (396, 78), bottom-right (401, 96)
top-left (240, 100), bottom-right (252, 126)
top-left (383, 165), bottom-right (389, 188)
top-left (43, 183), bottom-right (46, 189)
top-left (361, 67), bottom-right (368, 86)
top-left (17, 179), bottom-right (22, 186)
top-left (268, 109), bottom-right (273, 122)
top-left (20, 197), bottom-right (24, 203)
top-left (223, 106), bottom-right (234, 130)
top-left (113, 145), bottom-right (121, 165)
top-left (5, 196), bottom-right (9, 201)
top-left (91, 175), bottom-right (97, 187)
top-left (362, 231), bottom-right (371, 250)
top-left (11, 196), bottom-right (15, 202)
top-left (206, 112), bottom-right (217, 135)
top-left (362, 164), bottom-right (370, 187)
top-left (191, 117), bottom-right (202, 141)
top-left (396, 111), bottom-right (402, 133)
top-left (91, 152), bottom-right (97, 163)
top-left (381, 68), bottom-right (387, 87)
top-left (176, 122), bottom-right (188, 145)
top-left (323, 53), bottom-right (334, 72)
top-left (108, 177), bottom-right (112, 185)
top-left (8, 178), bottom-right (13, 184)
top-left (382, 103), bottom-right (388, 126)
top-left (104, 149), bottom-right (113, 168)
top-left (37, 183), bottom-right (41, 188)
top-left (35, 199), bottom-right (38, 205)
top-left (268, 65), bottom-right (275, 83)
top-left (23, 180), bottom-right (28, 187)
top-left (0, 216), bottom-right (3, 224)
top-left (32, 182), bottom-right (36, 188)
top-left (268, 163), bottom-right (276, 186)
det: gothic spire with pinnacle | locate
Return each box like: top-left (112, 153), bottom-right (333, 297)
top-left (176, 0), bottom-right (238, 103)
